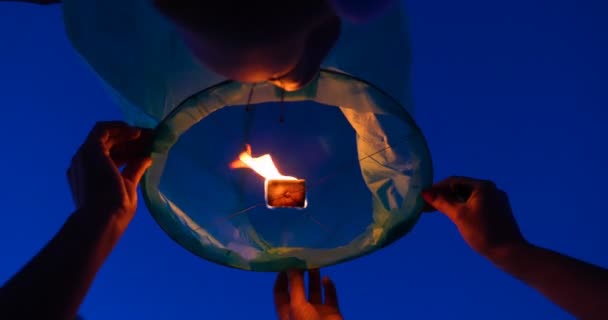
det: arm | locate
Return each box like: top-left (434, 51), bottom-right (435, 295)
top-left (0, 209), bottom-right (127, 319)
top-left (422, 177), bottom-right (608, 319)
top-left (497, 243), bottom-right (608, 319)
top-left (0, 122), bottom-right (152, 320)
top-left (0, 0), bottom-right (60, 4)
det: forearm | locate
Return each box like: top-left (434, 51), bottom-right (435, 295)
top-left (0, 0), bottom-right (60, 4)
top-left (494, 243), bottom-right (608, 319)
top-left (0, 209), bottom-right (128, 320)
top-left (0, 0), bottom-right (62, 5)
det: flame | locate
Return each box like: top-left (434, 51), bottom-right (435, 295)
top-left (230, 144), bottom-right (296, 180)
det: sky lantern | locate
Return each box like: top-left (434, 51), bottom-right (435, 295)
top-left (59, 0), bottom-right (427, 271)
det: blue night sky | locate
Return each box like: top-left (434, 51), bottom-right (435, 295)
top-left (0, 1), bottom-right (606, 319)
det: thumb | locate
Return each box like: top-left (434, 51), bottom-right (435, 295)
top-left (421, 186), bottom-right (463, 221)
top-left (122, 157), bottom-right (152, 185)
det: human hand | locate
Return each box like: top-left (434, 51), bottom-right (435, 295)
top-left (422, 176), bottom-right (528, 263)
top-left (67, 121), bottom-right (152, 225)
top-left (274, 269), bottom-right (343, 320)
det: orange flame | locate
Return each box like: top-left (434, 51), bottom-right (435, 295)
top-left (230, 144), bottom-right (296, 180)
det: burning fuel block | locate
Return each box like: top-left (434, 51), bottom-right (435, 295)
top-left (265, 179), bottom-right (307, 208)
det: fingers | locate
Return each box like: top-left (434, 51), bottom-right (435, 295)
top-left (287, 270), bottom-right (307, 305)
top-left (278, 269), bottom-right (339, 313)
top-left (273, 272), bottom-right (290, 320)
top-left (322, 276), bottom-right (339, 308)
top-left (116, 128), bottom-right (153, 187)
top-left (82, 122), bottom-right (153, 171)
top-left (122, 157), bottom-right (152, 185)
top-left (87, 121), bottom-right (140, 143)
top-left (69, 121), bottom-right (153, 195)
top-left (86, 121), bottom-right (140, 149)
top-left (109, 129), bottom-right (153, 166)
top-left (421, 187), bottom-right (463, 220)
top-left (83, 122), bottom-right (150, 167)
top-left (422, 176), bottom-right (496, 220)
top-left (308, 269), bottom-right (322, 304)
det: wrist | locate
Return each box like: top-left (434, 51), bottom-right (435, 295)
top-left (70, 207), bottom-right (133, 234)
top-left (485, 240), bottom-right (534, 270)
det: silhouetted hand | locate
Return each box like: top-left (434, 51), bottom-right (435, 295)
top-left (67, 121), bottom-right (152, 225)
top-left (422, 176), bottom-right (528, 262)
top-left (274, 269), bottom-right (342, 320)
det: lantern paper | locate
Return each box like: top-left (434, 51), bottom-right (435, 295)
top-left (62, 0), bottom-right (427, 271)
top-left (62, 0), bottom-right (412, 128)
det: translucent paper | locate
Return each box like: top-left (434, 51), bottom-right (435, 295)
top-left (62, 0), bottom-right (423, 270)
top-left (62, 0), bottom-right (412, 128)
top-left (142, 70), bottom-right (433, 271)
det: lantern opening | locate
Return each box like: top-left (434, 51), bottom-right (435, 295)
top-left (142, 70), bottom-right (433, 271)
